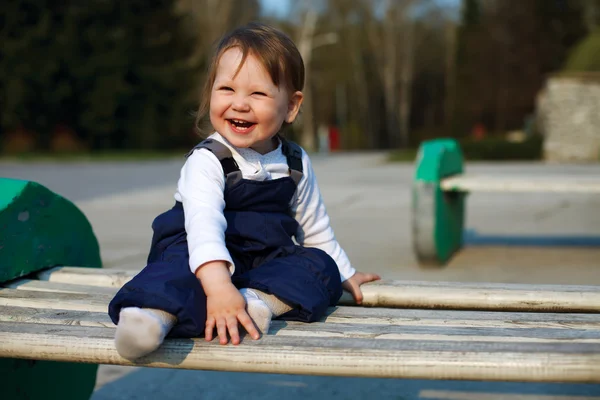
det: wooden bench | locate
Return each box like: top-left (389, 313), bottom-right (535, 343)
top-left (412, 138), bottom-right (600, 266)
top-left (2, 178), bottom-right (600, 400)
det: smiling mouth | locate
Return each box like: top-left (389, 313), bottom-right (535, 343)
top-left (227, 119), bottom-right (256, 131)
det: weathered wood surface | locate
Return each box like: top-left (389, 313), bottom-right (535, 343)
top-left (2, 305), bottom-right (599, 343)
top-left (440, 174), bottom-right (600, 193)
top-left (1, 321), bottom-right (600, 383)
top-left (36, 266), bottom-right (135, 288)
top-left (36, 267), bottom-right (600, 312)
top-left (5, 278), bottom-right (118, 295)
top-left (1, 269), bottom-right (600, 382)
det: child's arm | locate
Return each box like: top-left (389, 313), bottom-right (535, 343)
top-left (195, 261), bottom-right (260, 345)
top-left (178, 147), bottom-right (236, 276)
top-left (179, 146), bottom-right (258, 343)
top-left (290, 149), bottom-right (380, 302)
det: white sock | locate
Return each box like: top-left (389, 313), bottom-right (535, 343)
top-left (253, 290), bottom-right (293, 317)
top-left (239, 288), bottom-right (293, 335)
top-left (240, 288), bottom-right (272, 334)
top-left (114, 307), bottom-right (176, 360)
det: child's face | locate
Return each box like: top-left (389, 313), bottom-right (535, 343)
top-left (210, 47), bottom-right (303, 154)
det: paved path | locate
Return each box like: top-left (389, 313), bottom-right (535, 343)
top-left (3, 153), bottom-right (600, 399)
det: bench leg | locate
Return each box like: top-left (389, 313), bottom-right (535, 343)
top-left (412, 138), bottom-right (466, 266)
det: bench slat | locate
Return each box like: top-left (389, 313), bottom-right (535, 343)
top-left (346, 280), bottom-right (600, 312)
top-left (2, 306), bottom-right (599, 344)
top-left (33, 267), bottom-right (600, 312)
top-left (440, 174), bottom-right (600, 193)
top-left (3, 287), bottom-right (600, 329)
top-left (323, 304), bottom-right (600, 328)
top-left (35, 266), bottom-right (136, 288)
top-left (0, 321), bottom-right (598, 382)
top-left (0, 288), bottom-right (112, 313)
top-left (5, 279), bottom-right (118, 296)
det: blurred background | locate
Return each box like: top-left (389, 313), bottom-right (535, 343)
top-left (1, 0), bottom-right (599, 162)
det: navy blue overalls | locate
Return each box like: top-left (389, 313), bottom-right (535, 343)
top-left (108, 137), bottom-right (343, 338)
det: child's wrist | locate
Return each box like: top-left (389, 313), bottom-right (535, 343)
top-left (195, 260), bottom-right (232, 294)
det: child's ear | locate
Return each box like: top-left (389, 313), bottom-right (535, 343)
top-left (285, 91), bottom-right (304, 123)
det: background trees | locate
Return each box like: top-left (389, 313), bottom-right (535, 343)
top-left (0, 0), bottom-right (595, 153)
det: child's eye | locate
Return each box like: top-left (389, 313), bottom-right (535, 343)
top-left (252, 91), bottom-right (267, 96)
top-left (219, 86), bottom-right (233, 91)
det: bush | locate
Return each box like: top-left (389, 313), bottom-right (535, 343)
top-left (459, 135), bottom-right (543, 161)
top-left (563, 31), bottom-right (600, 72)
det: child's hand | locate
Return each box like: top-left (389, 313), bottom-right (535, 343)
top-left (205, 282), bottom-right (260, 345)
top-left (342, 271), bottom-right (381, 304)
top-left (195, 260), bottom-right (260, 345)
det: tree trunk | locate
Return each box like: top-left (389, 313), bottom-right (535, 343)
top-left (297, 5), bottom-right (318, 151)
top-left (443, 21), bottom-right (457, 129)
top-left (398, 21), bottom-right (415, 148)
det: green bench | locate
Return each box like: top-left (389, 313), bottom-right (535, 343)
top-left (412, 138), bottom-right (600, 266)
top-left (1, 177), bottom-right (600, 400)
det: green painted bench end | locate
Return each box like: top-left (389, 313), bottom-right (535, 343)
top-left (0, 177), bottom-right (102, 400)
top-left (412, 139), bottom-right (466, 266)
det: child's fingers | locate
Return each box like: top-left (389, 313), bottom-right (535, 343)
top-left (227, 315), bottom-right (240, 345)
top-left (364, 273), bottom-right (381, 283)
top-left (205, 316), bottom-right (215, 341)
top-left (238, 311), bottom-right (260, 340)
top-left (216, 318), bottom-right (228, 345)
top-left (353, 286), bottom-right (364, 304)
top-left (356, 272), bottom-right (380, 284)
top-left (346, 281), bottom-right (363, 304)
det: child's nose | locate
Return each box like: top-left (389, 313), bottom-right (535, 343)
top-left (232, 95), bottom-right (250, 111)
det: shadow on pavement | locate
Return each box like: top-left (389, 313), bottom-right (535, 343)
top-left (464, 229), bottom-right (600, 247)
top-left (91, 368), bottom-right (600, 400)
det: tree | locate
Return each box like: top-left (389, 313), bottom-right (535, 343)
top-left (0, 0), bottom-right (203, 151)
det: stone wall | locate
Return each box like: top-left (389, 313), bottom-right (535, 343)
top-left (536, 73), bottom-right (600, 162)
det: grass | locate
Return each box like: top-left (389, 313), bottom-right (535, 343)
top-left (387, 148), bottom-right (419, 163)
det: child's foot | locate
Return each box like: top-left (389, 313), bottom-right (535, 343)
top-left (240, 288), bottom-right (273, 334)
top-left (239, 288), bottom-right (293, 335)
top-left (114, 307), bottom-right (176, 360)
top-left (253, 290), bottom-right (293, 317)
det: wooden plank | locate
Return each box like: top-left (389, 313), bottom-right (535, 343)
top-left (0, 322), bottom-right (599, 382)
top-left (0, 288), bottom-right (112, 313)
top-left (0, 306), bottom-right (114, 328)
top-left (35, 266), bottom-right (135, 288)
top-left (2, 288), bottom-right (600, 329)
top-left (440, 174), bottom-right (600, 193)
top-left (338, 280), bottom-right (600, 312)
top-left (35, 267), bottom-right (600, 312)
top-left (2, 306), bottom-right (599, 344)
top-left (4, 279), bottom-right (118, 296)
top-left (323, 306), bottom-right (600, 329)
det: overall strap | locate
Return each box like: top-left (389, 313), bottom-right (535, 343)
top-left (280, 137), bottom-right (304, 186)
top-left (186, 139), bottom-right (243, 187)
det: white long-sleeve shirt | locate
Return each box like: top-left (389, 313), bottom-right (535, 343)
top-left (174, 132), bottom-right (356, 282)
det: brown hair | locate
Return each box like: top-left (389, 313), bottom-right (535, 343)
top-left (195, 22), bottom-right (305, 135)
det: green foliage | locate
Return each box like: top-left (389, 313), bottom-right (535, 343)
top-left (0, 0), bottom-right (200, 151)
top-left (388, 135), bottom-right (543, 163)
top-left (459, 135), bottom-right (543, 161)
top-left (387, 148), bottom-right (418, 163)
top-left (563, 31), bottom-right (600, 72)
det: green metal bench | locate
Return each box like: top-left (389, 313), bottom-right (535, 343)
top-left (412, 138), bottom-right (600, 266)
top-left (1, 177), bottom-right (600, 400)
